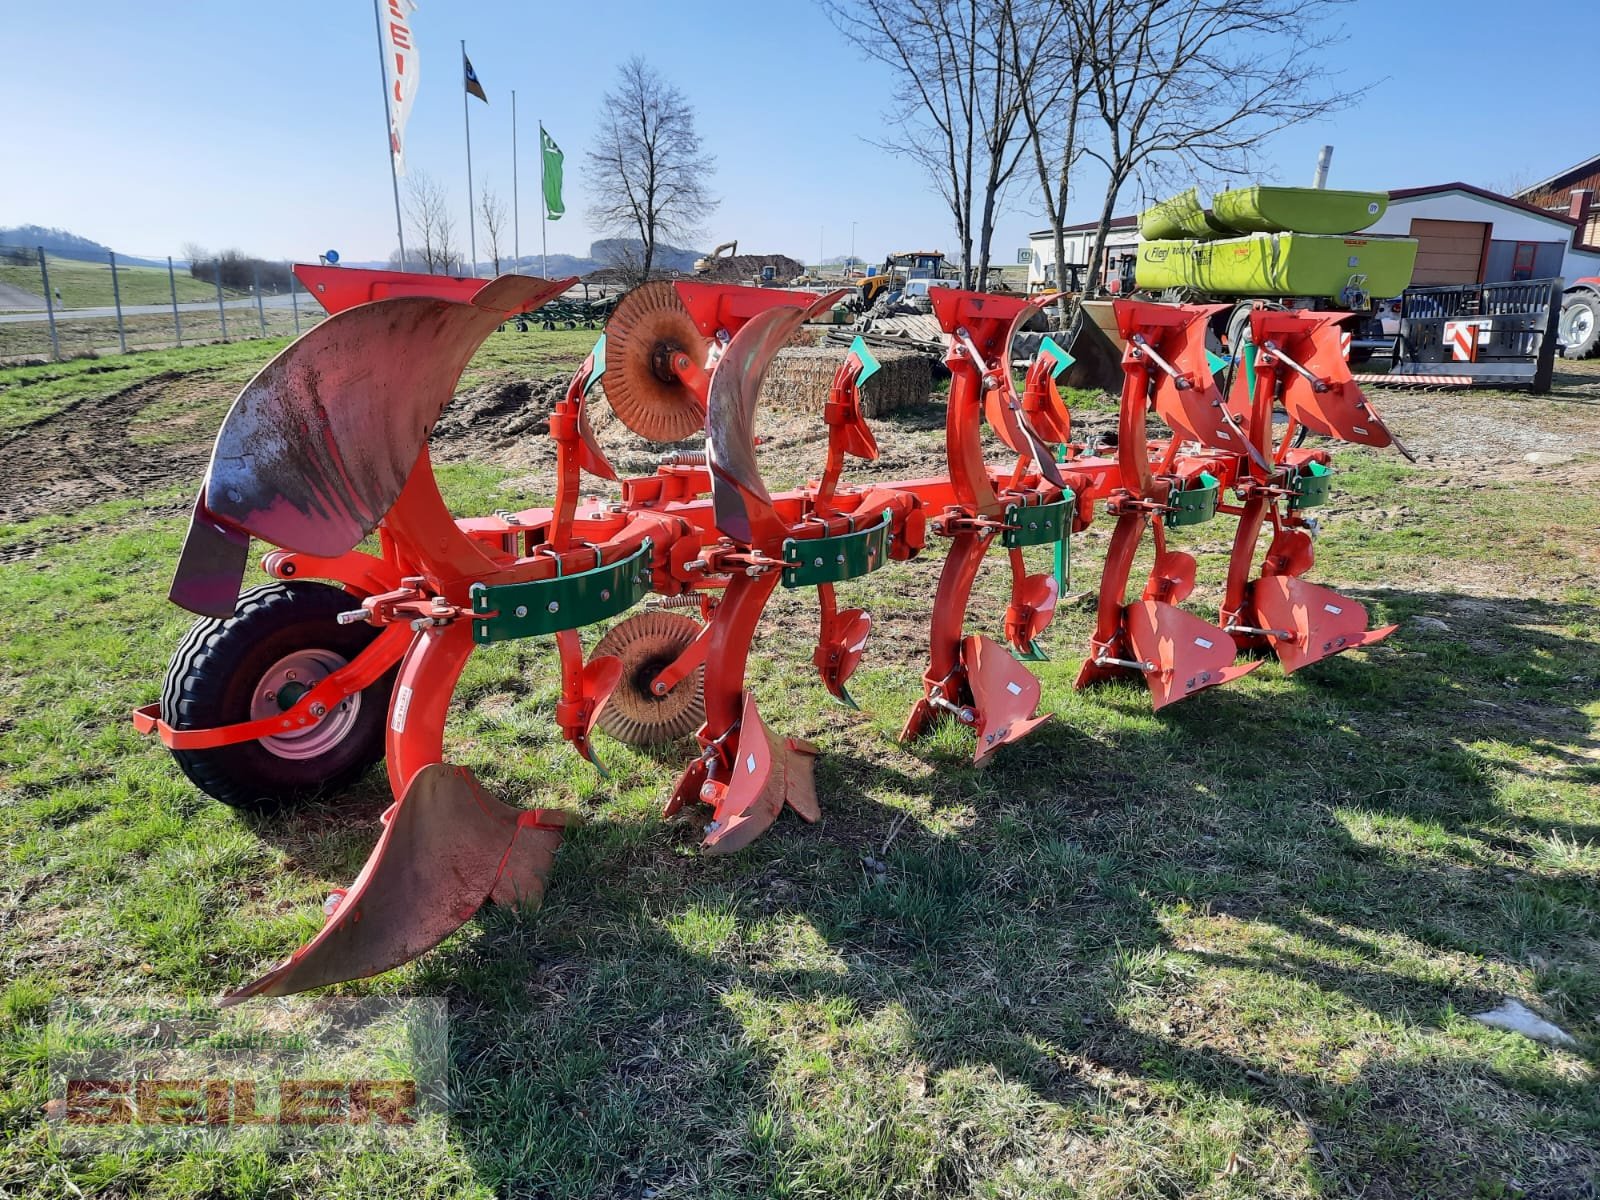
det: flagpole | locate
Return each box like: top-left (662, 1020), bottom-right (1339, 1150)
top-left (511, 90), bottom-right (520, 270)
top-left (540, 121), bottom-right (548, 279)
top-left (461, 39), bottom-right (476, 276)
top-left (372, 0), bottom-right (405, 265)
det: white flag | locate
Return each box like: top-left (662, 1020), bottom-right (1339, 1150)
top-left (379, 0), bottom-right (420, 176)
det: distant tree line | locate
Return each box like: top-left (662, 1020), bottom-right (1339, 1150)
top-left (182, 245), bottom-right (294, 293)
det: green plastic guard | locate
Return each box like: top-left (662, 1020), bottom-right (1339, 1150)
top-left (471, 541), bottom-right (653, 643)
top-left (1166, 472), bottom-right (1221, 527)
top-left (782, 512), bottom-right (891, 589)
top-left (1002, 494), bottom-right (1074, 548)
top-left (1289, 460), bottom-right (1332, 510)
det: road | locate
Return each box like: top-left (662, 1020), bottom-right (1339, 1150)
top-left (0, 292), bottom-right (304, 324)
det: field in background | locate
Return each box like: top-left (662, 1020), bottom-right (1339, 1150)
top-left (0, 333), bottom-right (1596, 1199)
top-left (0, 253), bottom-right (233, 311)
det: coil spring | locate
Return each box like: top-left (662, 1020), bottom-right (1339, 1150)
top-left (659, 450), bottom-right (708, 467)
top-left (647, 594), bottom-right (706, 611)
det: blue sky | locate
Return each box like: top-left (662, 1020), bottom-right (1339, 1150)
top-left (1, 0), bottom-right (1584, 266)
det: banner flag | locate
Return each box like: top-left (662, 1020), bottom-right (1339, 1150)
top-left (464, 52), bottom-right (487, 102)
top-left (541, 126), bottom-right (564, 221)
top-left (379, 0), bottom-right (419, 176)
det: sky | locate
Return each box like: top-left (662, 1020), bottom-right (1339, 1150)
top-left (0, 0), bottom-right (1586, 267)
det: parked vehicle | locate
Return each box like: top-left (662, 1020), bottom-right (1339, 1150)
top-left (1559, 277), bottom-right (1600, 358)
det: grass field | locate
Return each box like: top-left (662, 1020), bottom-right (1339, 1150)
top-left (0, 332), bottom-right (1596, 1198)
top-left (0, 305), bottom-right (322, 365)
top-left (0, 254), bottom-right (236, 312)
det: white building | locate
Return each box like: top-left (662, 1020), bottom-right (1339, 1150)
top-left (1026, 216), bottom-right (1139, 290)
top-left (1372, 182), bottom-right (1600, 285)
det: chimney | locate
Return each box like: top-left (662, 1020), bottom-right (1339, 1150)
top-left (1312, 145), bottom-right (1333, 189)
top-left (1573, 189), bottom-right (1597, 249)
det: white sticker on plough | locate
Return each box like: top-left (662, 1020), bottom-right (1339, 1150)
top-left (1194, 637), bottom-right (1213, 649)
top-left (390, 685), bottom-right (413, 733)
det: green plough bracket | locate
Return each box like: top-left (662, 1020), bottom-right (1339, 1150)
top-left (1166, 473), bottom-right (1221, 528)
top-left (1289, 460), bottom-right (1333, 510)
top-left (1002, 494), bottom-right (1074, 548)
top-left (470, 541), bottom-right (653, 643)
top-left (782, 512), bottom-right (891, 589)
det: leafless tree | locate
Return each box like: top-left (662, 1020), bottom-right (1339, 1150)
top-left (405, 170), bottom-right (460, 275)
top-left (1009, 0), bottom-right (1095, 297)
top-left (827, 0), bottom-right (1050, 289)
top-left (585, 57), bottom-right (716, 285)
top-left (1076, 0), bottom-right (1350, 292)
top-left (478, 182), bottom-right (509, 274)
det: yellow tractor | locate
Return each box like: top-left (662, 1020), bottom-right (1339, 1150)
top-left (858, 250), bottom-right (948, 307)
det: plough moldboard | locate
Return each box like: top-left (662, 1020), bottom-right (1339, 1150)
top-left (131, 267), bottom-right (1409, 1002)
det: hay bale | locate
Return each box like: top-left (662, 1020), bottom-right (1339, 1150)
top-left (759, 346), bottom-right (931, 418)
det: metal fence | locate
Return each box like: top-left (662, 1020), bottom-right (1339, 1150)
top-left (0, 246), bottom-right (327, 364)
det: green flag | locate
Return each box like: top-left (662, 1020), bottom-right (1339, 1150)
top-left (541, 125), bottom-right (565, 221)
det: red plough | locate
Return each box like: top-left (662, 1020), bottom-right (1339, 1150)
top-left (131, 267), bottom-right (1407, 999)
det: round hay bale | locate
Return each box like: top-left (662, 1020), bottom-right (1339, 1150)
top-left (758, 346), bottom-right (932, 419)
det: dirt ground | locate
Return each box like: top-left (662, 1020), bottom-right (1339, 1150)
top-left (3, 344), bottom-right (1596, 538)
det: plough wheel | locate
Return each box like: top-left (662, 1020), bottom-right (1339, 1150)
top-left (603, 281), bottom-right (709, 442)
top-left (592, 611), bottom-right (705, 746)
top-left (161, 582), bottom-right (395, 810)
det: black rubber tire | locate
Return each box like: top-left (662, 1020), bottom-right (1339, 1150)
top-left (1559, 291), bottom-right (1600, 359)
top-left (161, 582), bottom-right (397, 811)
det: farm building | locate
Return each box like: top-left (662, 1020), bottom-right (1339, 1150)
top-left (1515, 152), bottom-right (1600, 250)
top-left (1028, 177), bottom-right (1600, 291)
top-left (1370, 182), bottom-right (1600, 286)
top-left (1025, 215), bottom-right (1139, 289)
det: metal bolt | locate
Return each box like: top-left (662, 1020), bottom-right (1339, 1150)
top-left (265, 690), bottom-right (276, 702)
top-left (814, 557), bottom-right (824, 568)
top-left (548, 601), bottom-right (560, 613)
top-left (226, 488), bottom-right (242, 503)
top-left (309, 702), bottom-right (327, 717)
top-left (600, 589), bottom-right (611, 602)
top-left (836, 554), bottom-right (846, 565)
top-left (515, 605), bottom-right (528, 618)
top-left (285, 671), bottom-right (297, 681)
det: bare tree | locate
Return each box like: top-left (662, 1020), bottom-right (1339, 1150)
top-left (405, 170), bottom-right (460, 275)
top-left (825, 0), bottom-right (1058, 289)
top-left (478, 182), bottom-right (509, 274)
top-left (1077, 0), bottom-right (1350, 292)
top-left (585, 57), bottom-right (717, 285)
top-left (1009, 0), bottom-right (1095, 296)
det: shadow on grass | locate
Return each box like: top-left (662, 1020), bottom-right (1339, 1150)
top-left (233, 588), bottom-right (1598, 1197)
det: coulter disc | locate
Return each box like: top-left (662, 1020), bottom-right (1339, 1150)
top-left (604, 282), bottom-right (709, 442)
top-left (593, 610), bottom-right (706, 745)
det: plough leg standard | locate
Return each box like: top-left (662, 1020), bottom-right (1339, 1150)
top-left (131, 269), bottom-right (1406, 1000)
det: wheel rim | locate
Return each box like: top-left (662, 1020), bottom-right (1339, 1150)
top-left (249, 648), bottom-right (361, 760)
top-left (1562, 304), bottom-right (1594, 347)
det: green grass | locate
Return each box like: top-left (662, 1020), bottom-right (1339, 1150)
top-left (0, 348), bottom-right (1596, 1198)
top-left (0, 254), bottom-right (232, 311)
top-left (0, 339), bottom-right (294, 432)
